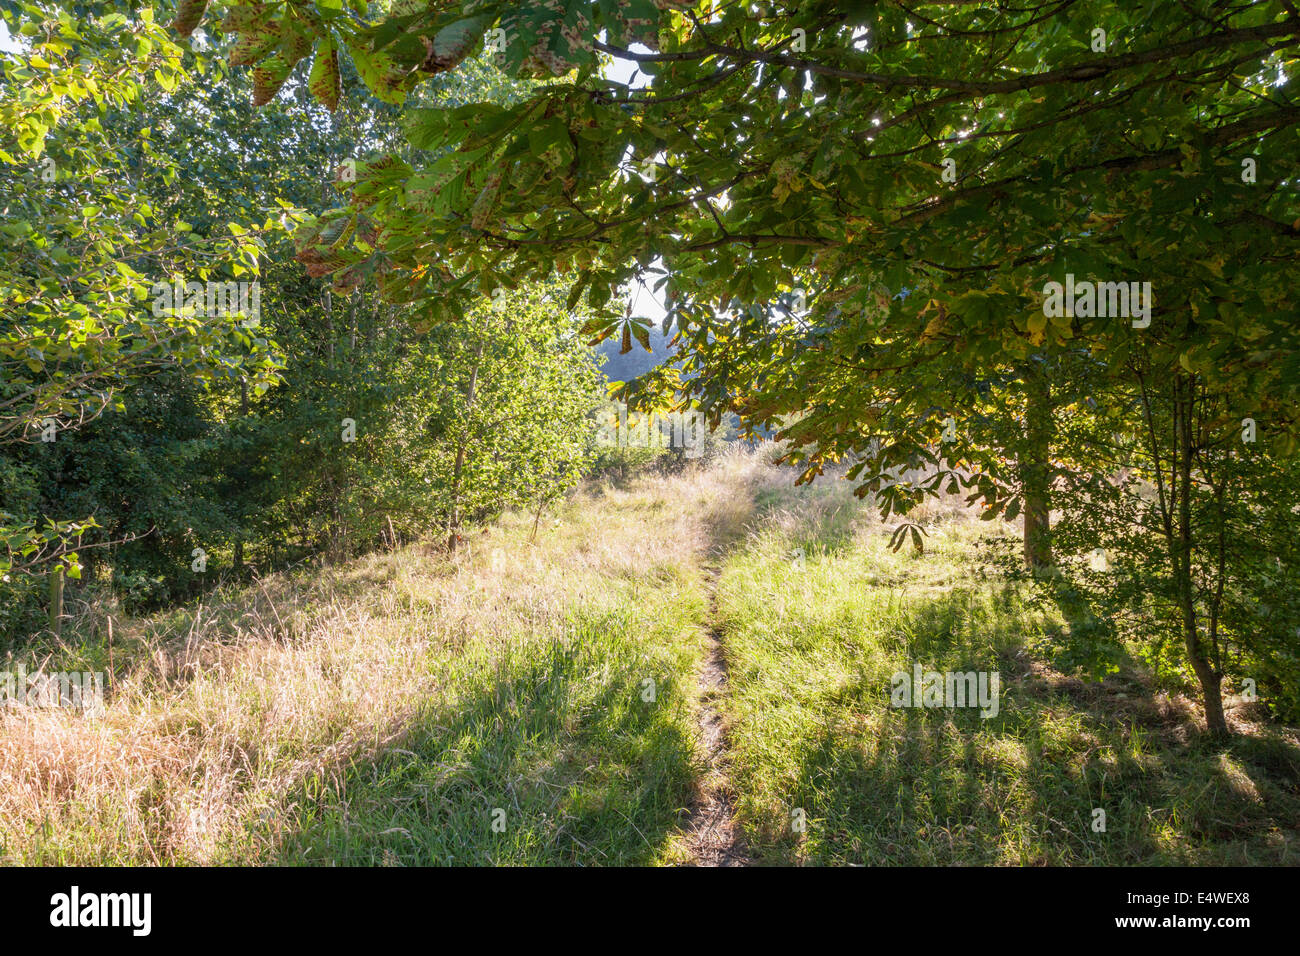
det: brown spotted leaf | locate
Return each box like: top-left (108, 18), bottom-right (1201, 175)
top-left (222, 3), bottom-right (269, 34)
top-left (229, 23), bottom-right (281, 67)
top-left (281, 24), bottom-right (313, 68)
top-left (252, 55), bottom-right (292, 106)
top-left (308, 36), bottom-right (341, 112)
top-left (171, 0), bottom-right (208, 37)
top-left (419, 15), bottom-right (491, 74)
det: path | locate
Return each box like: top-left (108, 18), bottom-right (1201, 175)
top-left (681, 564), bottom-right (748, 866)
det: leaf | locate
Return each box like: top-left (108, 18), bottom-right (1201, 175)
top-left (600, 0), bottom-right (662, 49)
top-left (502, 2), bottom-right (593, 76)
top-left (420, 15), bottom-right (491, 74)
top-left (308, 36), bottom-right (342, 112)
top-left (566, 273), bottom-right (590, 311)
top-left (252, 55), bottom-right (292, 106)
top-left (889, 524), bottom-right (907, 552)
top-left (172, 0), bottom-right (208, 38)
top-left (579, 314), bottom-right (617, 343)
top-left (229, 23), bottom-right (281, 67)
top-left (630, 320), bottom-right (651, 352)
top-left (281, 24), bottom-right (314, 67)
top-left (223, 4), bottom-right (271, 33)
top-left (349, 43), bottom-right (406, 104)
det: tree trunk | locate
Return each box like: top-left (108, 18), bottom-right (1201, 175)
top-left (236, 377), bottom-right (248, 574)
top-left (1171, 377), bottom-right (1229, 738)
top-left (530, 495), bottom-right (547, 544)
top-left (1020, 361), bottom-right (1054, 571)
top-left (1187, 629), bottom-right (1228, 737)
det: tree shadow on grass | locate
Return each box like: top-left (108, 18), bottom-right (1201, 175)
top-left (747, 585), bottom-right (1300, 866)
top-left (1035, 569), bottom-right (1300, 858)
top-left (253, 628), bottom-right (699, 866)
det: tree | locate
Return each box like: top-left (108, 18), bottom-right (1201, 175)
top-left (182, 1), bottom-right (1299, 735)
top-left (0, 2), bottom-right (279, 587)
top-left (414, 286), bottom-right (601, 552)
top-left (4, 3), bottom-right (606, 633)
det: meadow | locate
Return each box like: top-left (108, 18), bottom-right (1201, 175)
top-left (4, 448), bottom-right (1294, 866)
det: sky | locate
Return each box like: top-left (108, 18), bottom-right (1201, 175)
top-left (600, 44), bottom-right (669, 327)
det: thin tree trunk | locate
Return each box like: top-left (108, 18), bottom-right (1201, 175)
top-left (235, 378), bottom-right (248, 573)
top-left (1170, 376), bottom-right (1228, 737)
top-left (49, 565), bottom-right (64, 637)
top-left (530, 495), bottom-right (547, 544)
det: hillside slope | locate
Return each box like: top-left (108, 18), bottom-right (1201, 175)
top-left (2, 449), bottom-right (1297, 865)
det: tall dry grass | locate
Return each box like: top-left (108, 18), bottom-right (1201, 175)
top-left (0, 446), bottom-right (777, 865)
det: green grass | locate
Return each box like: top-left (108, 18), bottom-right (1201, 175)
top-left (261, 605), bottom-right (702, 865)
top-left (714, 482), bottom-right (1300, 865)
top-left (0, 463), bottom-right (724, 866)
top-left (5, 449), bottom-right (1297, 866)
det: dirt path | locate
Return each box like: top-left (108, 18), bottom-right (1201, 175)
top-left (682, 565), bottom-right (748, 866)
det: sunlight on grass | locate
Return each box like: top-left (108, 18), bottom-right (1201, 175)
top-left (0, 453), bottom-right (765, 865)
top-left (715, 474), bottom-right (1300, 865)
top-left (3, 447), bottom-right (1296, 866)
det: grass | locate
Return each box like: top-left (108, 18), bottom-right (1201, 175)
top-left (2, 446), bottom-right (1297, 865)
top-left (714, 472), bottom-right (1300, 865)
top-left (0, 451), bottom-right (764, 865)
top-left (265, 609), bottom-right (697, 865)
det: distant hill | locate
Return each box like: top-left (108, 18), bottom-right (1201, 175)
top-left (594, 324), bottom-right (676, 383)
top-left (591, 324), bottom-right (778, 442)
